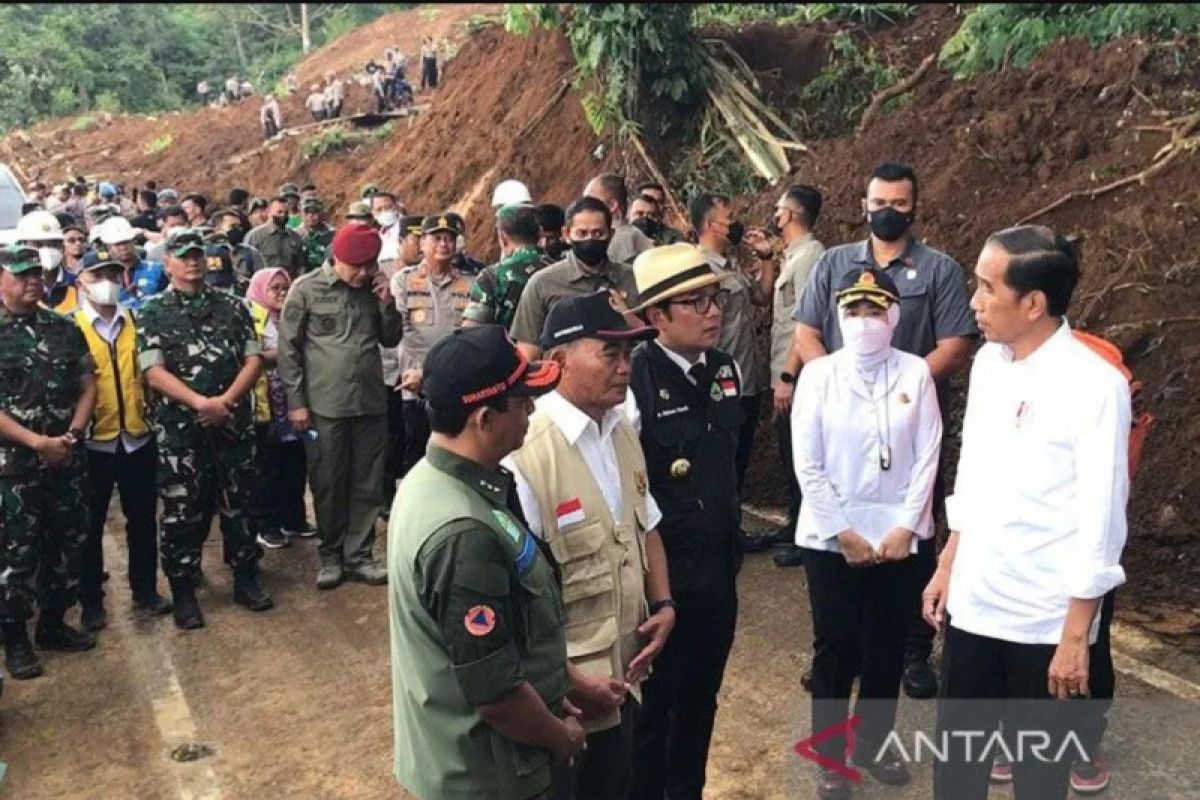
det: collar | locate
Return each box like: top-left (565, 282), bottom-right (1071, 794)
top-left (699, 245), bottom-right (729, 271)
top-left (654, 339), bottom-right (707, 373)
top-left (853, 237), bottom-right (916, 269)
top-left (426, 444), bottom-right (513, 507)
top-left (784, 232), bottom-right (815, 257)
top-left (166, 285), bottom-right (212, 306)
top-left (320, 263), bottom-right (344, 286)
top-left (417, 262), bottom-right (460, 287)
top-left (565, 250), bottom-right (612, 284)
top-left (80, 300), bottom-right (127, 328)
top-left (999, 319), bottom-right (1073, 365)
top-left (0, 304), bottom-right (39, 322)
top-left (500, 245), bottom-right (542, 269)
top-left (537, 390), bottom-right (624, 446)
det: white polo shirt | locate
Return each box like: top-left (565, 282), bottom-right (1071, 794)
top-left (946, 321), bottom-right (1130, 645)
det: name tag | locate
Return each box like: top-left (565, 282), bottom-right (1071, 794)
top-left (656, 405), bottom-right (691, 419)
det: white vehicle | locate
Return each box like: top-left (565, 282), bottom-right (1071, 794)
top-left (0, 164), bottom-right (29, 245)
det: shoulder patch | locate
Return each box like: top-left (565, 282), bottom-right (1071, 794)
top-left (491, 509), bottom-right (523, 543)
top-left (463, 605), bottom-right (496, 637)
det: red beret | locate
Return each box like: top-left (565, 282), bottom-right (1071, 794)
top-left (330, 222), bottom-right (382, 266)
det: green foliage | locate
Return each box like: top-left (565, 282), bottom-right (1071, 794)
top-left (795, 32), bottom-right (896, 139)
top-left (694, 4), bottom-right (915, 28)
top-left (371, 121), bottom-right (397, 143)
top-left (941, 4), bottom-right (1200, 77)
top-left (69, 115), bottom-right (96, 132)
top-left (503, 4), bottom-right (560, 35)
top-left (302, 120), bottom-right (395, 162)
top-left (0, 4), bottom-right (403, 133)
top-left (145, 134), bottom-right (174, 155)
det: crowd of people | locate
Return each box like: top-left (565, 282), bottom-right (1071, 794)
top-left (1, 162), bottom-right (1147, 800)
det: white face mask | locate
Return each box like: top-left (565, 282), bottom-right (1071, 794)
top-left (39, 246), bottom-right (63, 273)
top-left (455, 234), bottom-right (467, 254)
top-left (375, 210), bottom-right (398, 228)
top-left (839, 313), bottom-right (893, 357)
top-left (85, 279), bottom-right (122, 307)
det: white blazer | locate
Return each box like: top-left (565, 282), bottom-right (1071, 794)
top-left (791, 348), bottom-right (942, 554)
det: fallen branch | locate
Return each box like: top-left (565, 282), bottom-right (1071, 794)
top-left (627, 134), bottom-right (689, 233)
top-left (1100, 316), bottom-right (1200, 337)
top-left (516, 76), bottom-right (571, 140)
top-left (857, 53), bottom-right (936, 133)
top-left (1018, 112), bottom-right (1200, 225)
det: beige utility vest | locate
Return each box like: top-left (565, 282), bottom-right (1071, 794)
top-left (513, 413), bottom-right (651, 733)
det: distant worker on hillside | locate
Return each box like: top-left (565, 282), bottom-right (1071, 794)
top-left (370, 64), bottom-right (388, 113)
top-left (240, 79), bottom-right (254, 99)
top-left (197, 80), bottom-right (210, 106)
top-left (305, 84), bottom-right (328, 123)
top-left (323, 71), bottom-right (345, 119)
top-left (285, 73), bottom-right (300, 95)
top-left (260, 94), bottom-right (282, 140)
top-left (225, 74), bottom-right (240, 105)
top-left (420, 36), bottom-right (438, 90)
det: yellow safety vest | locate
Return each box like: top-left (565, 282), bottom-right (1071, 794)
top-left (250, 301), bottom-right (272, 423)
top-left (72, 308), bottom-right (150, 442)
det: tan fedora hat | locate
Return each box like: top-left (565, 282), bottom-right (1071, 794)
top-left (631, 243), bottom-right (726, 312)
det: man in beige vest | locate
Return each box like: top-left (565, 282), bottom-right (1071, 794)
top-left (507, 290), bottom-right (676, 800)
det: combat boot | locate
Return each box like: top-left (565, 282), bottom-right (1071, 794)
top-left (169, 577), bottom-right (206, 630)
top-left (35, 611), bottom-right (96, 652)
top-left (233, 567), bottom-right (274, 612)
top-left (2, 622), bottom-right (43, 680)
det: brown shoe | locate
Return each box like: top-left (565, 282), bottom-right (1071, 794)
top-left (817, 768), bottom-right (852, 800)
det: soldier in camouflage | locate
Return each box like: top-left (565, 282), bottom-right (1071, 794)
top-left (136, 229), bottom-right (271, 630)
top-left (298, 198), bottom-right (334, 274)
top-left (0, 245), bottom-right (99, 680)
top-left (463, 204), bottom-right (554, 331)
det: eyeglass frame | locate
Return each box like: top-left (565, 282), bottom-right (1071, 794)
top-left (666, 288), bottom-right (730, 315)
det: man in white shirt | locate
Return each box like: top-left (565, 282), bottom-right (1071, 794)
top-left (923, 225), bottom-right (1130, 799)
top-left (507, 291), bottom-right (675, 800)
top-left (70, 256), bottom-right (172, 632)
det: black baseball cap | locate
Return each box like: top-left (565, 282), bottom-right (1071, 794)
top-left (401, 214), bottom-right (424, 237)
top-left (539, 290), bottom-right (656, 351)
top-left (81, 248), bottom-right (123, 271)
top-left (424, 326), bottom-right (560, 414)
top-left (203, 244), bottom-right (235, 289)
top-left (422, 214), bottom-right (456, 235)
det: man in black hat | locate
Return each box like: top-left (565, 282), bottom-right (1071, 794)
top-left (388, 325), bottom-right (584, 800)
top-left (297, 198), bottom-right (334, 273)
top-left (625, 243), bottom-right (743, 800)
top-left (506, 291), bottom-right (676, 800)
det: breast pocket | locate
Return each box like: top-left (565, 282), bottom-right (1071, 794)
top-left (0, 355), bottom-right (30, 398)
top-left (309, 312), bottom-right (341, 338)
top-left (896, 285), bottom-right (932, 353)
top-left (405, 295), bottom-right (434, 326)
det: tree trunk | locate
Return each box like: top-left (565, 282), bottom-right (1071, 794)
top-left (301, 3), bottom-right (311, 54)
top-left (232, 11), bottom-right (249, 73)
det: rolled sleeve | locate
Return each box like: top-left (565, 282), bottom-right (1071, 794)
top-left (416, 524), bottom-right (524, 706)
top-left (1065, 374), bottom-right (1131, 599)
top-left (510, 277), bottom-right (546, 345)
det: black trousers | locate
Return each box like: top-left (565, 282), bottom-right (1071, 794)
top-left (934, 623), bottom-right (1078, 800)
top-left (774, 413), bottom-right (801, 523)
top-left (1078, 590), bottom-right (1116, 754)
top-left (248, 426), bottom-right (307, 532)
top-left (81, 442), bottom-right (160, 603)
top-left (384, 390), bottom-right (406, 509)
top-left (630, 588), bottom-right (738, 800)
top-left (904, 535), bottom-right (939, 663)
top-left (734, 394), bottom-right (762, 499)
top-left (421, 57), bottom-right (438, 89)
top-left (804, 548), bottom-right (923, 761)
top-left (400, 399), bottom-right (431, 478)
top-left (551, 700), bottom-right (639, 800)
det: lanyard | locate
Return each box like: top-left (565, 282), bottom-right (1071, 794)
top-left (863, 361), bottom-right (893, 471)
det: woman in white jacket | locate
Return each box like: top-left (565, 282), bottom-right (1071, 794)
top-left (791, 267), bottom-right (943, 800)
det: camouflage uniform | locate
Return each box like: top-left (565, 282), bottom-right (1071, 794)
top-left (0, 305), bottom-right (94, 622)
top-left (136, 286), bottom-right (263, 581)
top-left (462, 245), bottom-right (554, 330)
top-left (299, 224), bottom-right (334, 274)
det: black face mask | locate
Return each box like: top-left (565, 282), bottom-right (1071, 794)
top-left (226, 226), bottom-right (246, 246)
top-left (725, 221), bottom-right (744, 247)
top-left (631, 217), bottom-right (661, 239)
top-left (271, 215), bottom-right (289, 228)
top-left (867, 207), bottom-right (915, 242)
top-left (765, 213), bottom-right (784, 238)
top-left (544, 240), bottom-right (569, 261)
top-left (571, 238), bottom-right (609, 267)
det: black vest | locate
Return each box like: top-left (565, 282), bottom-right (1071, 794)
top-left (629, 342), bottom-right (743, 596)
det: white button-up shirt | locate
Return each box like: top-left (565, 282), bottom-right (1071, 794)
top-left (946, 321), bottom-right (1130, 645)
top-left (791, 348), bottom-right (942, 554)
top-left (771, 233), bottom-right (824, 384)
top-left (81, 302), bottom-right (152, 455)
top-left (505, 390), bottom-right (662, 537)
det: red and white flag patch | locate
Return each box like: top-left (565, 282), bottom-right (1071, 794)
top-left (719, 379), bottom-right (738, 398)
top-left (555, 498), bottom-right (585, 528)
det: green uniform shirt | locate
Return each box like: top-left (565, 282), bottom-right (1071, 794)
top-left (0, 306), bottom-right (93, 477)
top-left (298, 223), bottom-right (334, 274)
top-left (245, 221), bottom-right (306, 277)
top-left (389, 445), bottom-right (570, 800)
top-left (509, 252), bottom-right (640, 348)
top-left (462, 246), bottom-right (553, 330)
top-left (277, 263), bottom-right (404, 418)
top-left (136, 287), bottom-right (262, 436)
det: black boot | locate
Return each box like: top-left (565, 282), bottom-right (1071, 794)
top-left (35, 611), bottom-right (96, 652)
top-left (2, 622), bottom-right (43, 680)
top-left (169, 577), bottom-right (205, 630)
top-left (233, 567), bottom-right (274, 612)
top-left (81, 599), bottom-right (108, 632)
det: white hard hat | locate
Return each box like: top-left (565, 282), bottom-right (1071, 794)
top-left (491, 179), bottom-right (532, 208)
top-left (98, 216), bottom-right (137, 245)
top-left (15, 209), bottom-right (64, 242)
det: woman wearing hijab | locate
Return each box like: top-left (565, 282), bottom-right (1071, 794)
top-left (246, 268), bottom-right (315, 549)
top-left (791, 267), bottom-right (943, 800)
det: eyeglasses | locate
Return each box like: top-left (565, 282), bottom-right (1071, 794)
top-left (668, 289), bottom-right (729, 315)
top-left (64, 237), bottom-right (86, 244)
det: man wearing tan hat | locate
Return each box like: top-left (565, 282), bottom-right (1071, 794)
top-left (278, 223), bottom-right (403, 589)
top-left (624, 243), bottom-right (743, 800)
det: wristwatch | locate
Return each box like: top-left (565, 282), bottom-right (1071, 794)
top-left (648, 599), bottom-right (677, 616)
top-left (779, 372), bottom-right (796, 385)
